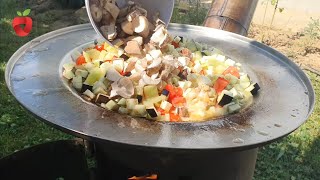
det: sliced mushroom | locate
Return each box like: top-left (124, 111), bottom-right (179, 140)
top-left (121, 20), bottom-right (134, 35)
top-left (139, 27), bottom-right (150, 39)
top-left (126, 36), bottom-right (143, 46)
top-left (150, 25), bottom-right (168, 47)
top-left (142, 71), bottom-right (161, 85)
top-left (124, 40), bottom-right (143, 55)
top-left (100, 24), bottom-right (117, 41)
top-left (110, 77), bottom-right (134, 98)
top-left (126, 10), bottom-right (142, 22)
top-left (119, 7), bottom-right (129, 18)
top-left (101, 11), bottom-right (113, 25)
top-left (148, 21), bottom-right (156, 32)
top-left (147, 58), bottom-right (162, 69)
top-left (131, 6), bottom-right (147, 17)
top-left (90, 4), bottom-right (103, 23)
top-left (112, 38), bottom-right (125, 47)
top-left (151, 73), bottom-right (159, 80)
top-left (135, 61), bottom-right (146, 72)
top-left (104, 2), bottom-right (120, 20)
top-left (106, 67), bottom-right (123, 82)
top-left (125, 61), bottom-right (136, 73)
top-left (132, 16), bottom-right (149, 33)
top-left (129, 72), bottom-right (142, 82)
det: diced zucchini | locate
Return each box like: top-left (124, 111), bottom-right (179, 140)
top-left (72, 75), bottom-right (83, 90)
top-left (227, 103), bottom-right (241, 113)
top-left (63, 69), bottom-right (75, 80)
top-left (75, 69), bottom-right (89, 78)
top-left (185, 40), bottom-right (197, 52)
top-left (99, 50), bottom-right (108, 61)
top-left (93, 87), bottom-right (107, 95)
top-left (117, 98), bottom-right (127, 106)
top-left (83, 89), bottom-right (95, 99)
top-left (240, 81), bottom-right (251, 89)
top-left (225, 58), bottom-right (236, 66)
top-left (84, 68), bottom-right (104, 86)
top-left (143, 85), bottom-right (159, 99)
top-left (131, 105), bottom-right (147, 117)
top-left (193, 51), bottom-right (202, 61)
top-left (105, 100), bottom-right (119, 111)
top-left (93, 80), bottom-right (107, 91)
top-left (63, 62), bottom-right (75, 71)
top-left (87, 49), bottom-right (101, 61)
top-left (126, 99), bottom-right (138, 110)
top-left (118, 107), bottom-right (129, 114)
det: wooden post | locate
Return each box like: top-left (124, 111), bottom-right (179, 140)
top-left (204, 0), bottom-right (258, 36)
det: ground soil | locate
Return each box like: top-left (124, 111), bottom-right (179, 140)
top-left (248, 24), bottom-right (320, 74)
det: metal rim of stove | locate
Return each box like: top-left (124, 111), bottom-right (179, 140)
top-left (5, 23), bottom-right (315, 151)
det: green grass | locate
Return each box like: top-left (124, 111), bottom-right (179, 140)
top-left (0, 0), bottom-right (319, 179)
top-left (0, 0), bottom-right (71, 157)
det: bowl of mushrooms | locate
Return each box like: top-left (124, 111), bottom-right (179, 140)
top-left (85, 0), bottom-right (175, 43)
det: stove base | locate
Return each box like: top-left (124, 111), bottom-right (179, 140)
top-left (94, 143), bottom-right (258, 180)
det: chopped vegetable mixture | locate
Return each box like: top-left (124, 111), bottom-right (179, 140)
top-left (63, 34), bottom-right (260, 122)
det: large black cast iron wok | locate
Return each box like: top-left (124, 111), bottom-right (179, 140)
top-left (5, 24), bottom-right (315, 179)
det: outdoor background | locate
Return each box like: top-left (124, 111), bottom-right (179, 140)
top-left (0, 0), bottom-right (319, 179)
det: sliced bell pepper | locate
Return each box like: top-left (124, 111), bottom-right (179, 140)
top-left (214, 77), bottom-right (229, 94)
top-left (95, 45), bottom-right (104, 52)
top-left (76, 55), bottom-right (86, 65)
top-left (165, 85), bottom-right (184, 102)
top-left (222, 66), bottom-right (240, 78)
top-left (169, 112), bottom-right (180, 122)
top-left (156, 107), bottom-right (166, 115)
top-left (172, 97), bottom-right (186, 108)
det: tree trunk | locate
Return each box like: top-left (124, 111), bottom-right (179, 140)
top-left (204, 0), bottom-right (258, 36)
